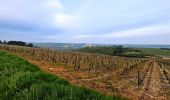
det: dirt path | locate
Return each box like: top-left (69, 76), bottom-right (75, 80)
top-left (81, 74), bottom-right (109, 81)
top-left (139, 61), bottom-right (167, 100)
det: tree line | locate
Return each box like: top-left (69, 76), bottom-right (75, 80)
top-left (160, 48), bottom-right (170, 50)
top-left (0, 40), bottom-right (33, 47)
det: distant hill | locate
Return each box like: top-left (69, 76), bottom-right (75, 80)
top-left (75, 46), bottom-right (153, 58)
top-left (33, 43), bottom-right (170, 50)
top-left (33, 43), bottom-right (112, 50)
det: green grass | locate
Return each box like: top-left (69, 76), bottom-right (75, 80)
top-left (139, 48), bottom-right (170, 57)
top-left (75, 46), bottom-right (115, 55)
top-left (75, 46), bottom-right (151, 58)
top-left (0, 51), bottom-right (125, 100)
top-left (76, 46), bottom-right (170, 58)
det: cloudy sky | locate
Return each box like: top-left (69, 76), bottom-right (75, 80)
top-left (0, 0), bottom-right (170, 44)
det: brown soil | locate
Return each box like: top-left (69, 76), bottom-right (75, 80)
top-left (27, 59), bottom-right (169, 100)
top-left (3, 51), bottom-right (169, 100)
top-left (139, 61), bottom-right (168, 100)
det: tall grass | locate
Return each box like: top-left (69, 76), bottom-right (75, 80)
top-left (0, 51), bottom-right (125, 100)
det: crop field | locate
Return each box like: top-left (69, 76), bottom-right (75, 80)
top-left (0, 45), bottom-right (170, 100)
top-left (0, 51), bottom-right (125, 100)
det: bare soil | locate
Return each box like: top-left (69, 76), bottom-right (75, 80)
top-left (5, 51), bottom-right (170, 100)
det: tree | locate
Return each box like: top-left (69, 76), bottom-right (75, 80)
top-left (7, 41), bottom-right (26, 46)
top-left (27, 43), bottom-right (33, 47)
top-left (113, 46), bottom-right (124, 56)
top-left (0, 40), bottom-right (2, 44)
top-left (3, 40), bottom-right (6, 44)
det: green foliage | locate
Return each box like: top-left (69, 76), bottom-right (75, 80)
top-left (0, 40), bottom-right (34, 47)
top-left (113, 46), bottom-right (124, 56)
top-left (75, 46), bottom-right (150, 58)
top-left (0, 51), bottom-right (125, 100)
top-left (7, 41), bottom-right (27, 46)
top-left (27, 43), bottom-right (34, 47)
top-left (139, 48), bottom-right (170, 57)
top-left (75, 46), bottom-right (116, 55)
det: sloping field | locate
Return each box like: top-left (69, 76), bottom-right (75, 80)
top-left (0, 45), bottom-right (170, 100)
top-left (0, 51), bottom-right (124, 100)
top-left (139, 48), bottom-right (170, 57)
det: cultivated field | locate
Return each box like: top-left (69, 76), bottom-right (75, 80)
top-left (0, 44), bottom-right (170, 100)
top-left (0, 51), bottom-right (123, 100)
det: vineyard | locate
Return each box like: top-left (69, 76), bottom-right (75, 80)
top-left (0, 51), bottom-right (121, 100)
top-left (0, 44), bottom-right (170, 100)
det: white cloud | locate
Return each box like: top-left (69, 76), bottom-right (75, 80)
top-left (0, 0), bottom-right (170, 44)
top-left (73, 35), bottom-right (91, 39)
top-left (0, 0), bottom-right (64, 27)
top-left (42, 23), bottom-right (170, 42)
top-left (60, 24), bottom-right (170, 41)
top-left (104, 25), bottom-right (170, 38)
top-left (47, 0), bottom-right (63, 9)
top-left (55, 14), bottom-right (78, 29)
